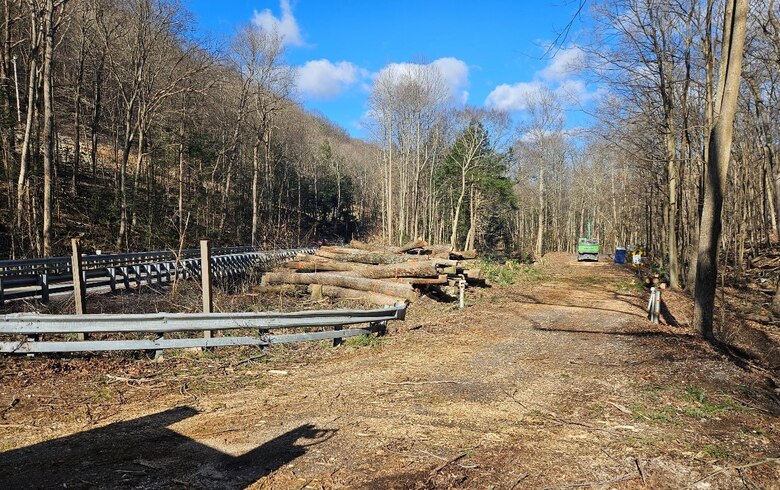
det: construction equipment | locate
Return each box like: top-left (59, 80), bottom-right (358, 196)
top-left (577, 221), bottom-right (599, 262)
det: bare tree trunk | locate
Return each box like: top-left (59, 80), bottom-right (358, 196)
top-left (72, 15), bottom-right (86, 196)
top-left (177, 120), bottom-right (185, 231)
top-left (90, 52), bottom-right (104, 177)
top-left (41, 0), bottom-right (55, 256)
top-left (450, 165), bottom-right (466, 249)
top-left (693, 0), bottom-right (748, 339)
top-left (116, 110), bottom-right (135, 249)
top-left (687, 0), bottom-right (716, 292)
top-left (16, 7), bottom-right (39, 246)
top-left (251, 137), bottom-right (260, 245)
top-left (535, 165), bottom-right (545, 259)
top-left (130, 119), bottom-right (145, 231)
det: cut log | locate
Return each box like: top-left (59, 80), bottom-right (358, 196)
top-left (348, 240), bottom-right (387, 252)
top-left (464, 268), bottom-right (483, 280)
top-left (310, 283), bottom-right (324, 300)
top-left (388, 275), bottom-right (448, 285)
top-left (428, 244), bottom-right (453, 254)
top-left (343, 261), bottom-right (438, 279)
top-left (310, 285), bottom-right (403, 306)
top-left (262, 272), bottom-right (418, 301)
top-left (285, 259), bottom-right (438, 279)
top-left (438, 265), bottom-right (457, 275)
top-left (315, 249), bottom-right (410, 265)
top-left (433, 258), bottom-right (458, 267)
top-left (287, 259), bottom-right (437, 279)
top-left (285, 260), bottom-right (355, 272)
top-left (450, 250), bottom-right (478, 260)
top-left (397, 238), bottom-right (428, 253)
top-left (319, 245), bottom-right (369, 255)
top-left (348, 238), bottom-right (427, 254)
top-left (295, 254), bottom-right (347, 264)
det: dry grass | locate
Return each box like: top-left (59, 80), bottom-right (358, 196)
top-left (0, 257), bottom-right (778, 488)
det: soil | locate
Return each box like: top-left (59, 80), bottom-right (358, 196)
top-left (1, 254), bottom-right (778, 489)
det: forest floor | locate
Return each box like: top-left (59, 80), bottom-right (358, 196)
top-left (0, 254), bottom-right (779, 489)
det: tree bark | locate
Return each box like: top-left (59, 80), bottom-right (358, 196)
top-left (251, 137), bottom-right (260, 245)
top-left (314, 249), bottom-right (411, 265)
top-left (693, 0), bottom-right (748, 340)
top-left (262, 271), bottom-right (417, 301)
top-left (16, 5), bottom-right (39, 248)
top-left (536, 165), bottom-right (545, 259)
top-left (41, 0), bottom-right (55, 256)
top-left (71, 13), bottom-right (86, 196)
top-left (309, 285), bottom-right (403, 306)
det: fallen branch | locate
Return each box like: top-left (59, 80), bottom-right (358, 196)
top-left (382, 380), bottom-right (461, 386)
top-left (688, 458), bottom-right (780, 487)
top-left (105, 374), bottom-right (157, 384)
top-left (428, 451), bottom-right (467, 475)
top-left (0, 398), bottom-right (19, 419)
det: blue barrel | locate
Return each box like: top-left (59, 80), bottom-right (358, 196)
top-left (614, 247), bottom-right (626, 264)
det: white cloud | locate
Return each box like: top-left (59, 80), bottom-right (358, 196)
top-left (539, 46), bottom-right (585, 81)
top-left (296, 59), bottom-right (359, 100)
top-left (252, 0), bottom-right (303, 47)
top-left (431, 57), bottom-right (469, 102)
top-left (484, 81), bottom-right (546, 112)
top-left (485, 45), bottom-right (601, 113)
top-left (373, 57), bottom-right (470, 103)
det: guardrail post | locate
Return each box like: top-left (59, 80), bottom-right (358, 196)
top-left (40, 268), bottom-right (49, 303)
top-left (647, 286), bottom-right (662, 324)
top-left (108, 268), bottom-right (117, 292)
top-left (373, 320), bottom-right (388, 337)
top-left (332, 325), bottom-right (343, 347)
top-left (155, 263), bottom-right (162, 285)
top-left (147, 264), bottom-right (155, 286)
top-left (201, 240), bottom-right (214, 341)
top-left (165, 262), bottom-right (171, 284)
top-left (121, 266), bottom-right (130, 289)
top-left (0, 277), bottom-right (4, 305)
top-left (71, 238), bottom-right (88, 341)
top-left (133, 265), bottom-right (141, 287)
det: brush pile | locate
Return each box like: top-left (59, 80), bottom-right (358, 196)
top-left (260, 239), bottom-right (486, 305)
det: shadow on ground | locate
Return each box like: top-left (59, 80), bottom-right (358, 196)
top-left (0, 406), bottom-right (334, 489)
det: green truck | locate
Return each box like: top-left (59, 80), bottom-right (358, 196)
top-left (577, 238), bottom-right (600, 262)
top-left (577, 221), bottom-right (599, 261)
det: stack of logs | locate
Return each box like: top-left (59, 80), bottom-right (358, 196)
top-left (260, 239), bottom-right (484, 305)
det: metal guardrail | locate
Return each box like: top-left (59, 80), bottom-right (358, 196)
top-left (0, 303), bottom-right (407, 354)
top-left (0, 247), bottom-right (315, 303)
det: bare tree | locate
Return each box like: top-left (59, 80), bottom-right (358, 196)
top-left (693, 0), bottom-right (748, 339)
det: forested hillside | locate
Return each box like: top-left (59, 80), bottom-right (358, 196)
top-left (0, 0), bottom-right (382, 257)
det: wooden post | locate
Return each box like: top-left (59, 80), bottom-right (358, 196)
top-left (201, 239), bottom-right (213, 340)
top-left (71, 238), bottom-right (87, 341)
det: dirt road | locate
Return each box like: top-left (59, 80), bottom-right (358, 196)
top-left (1, 255), bottom-right (778, 489)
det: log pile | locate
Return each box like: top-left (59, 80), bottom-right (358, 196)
top-left (261, 239), bottom-right (485, 306)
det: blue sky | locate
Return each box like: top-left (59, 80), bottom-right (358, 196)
top-left (187, 0), bottom-right (599, 139)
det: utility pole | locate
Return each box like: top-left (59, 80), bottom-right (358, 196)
top-left (12, 54), bottom-right (20, 123)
